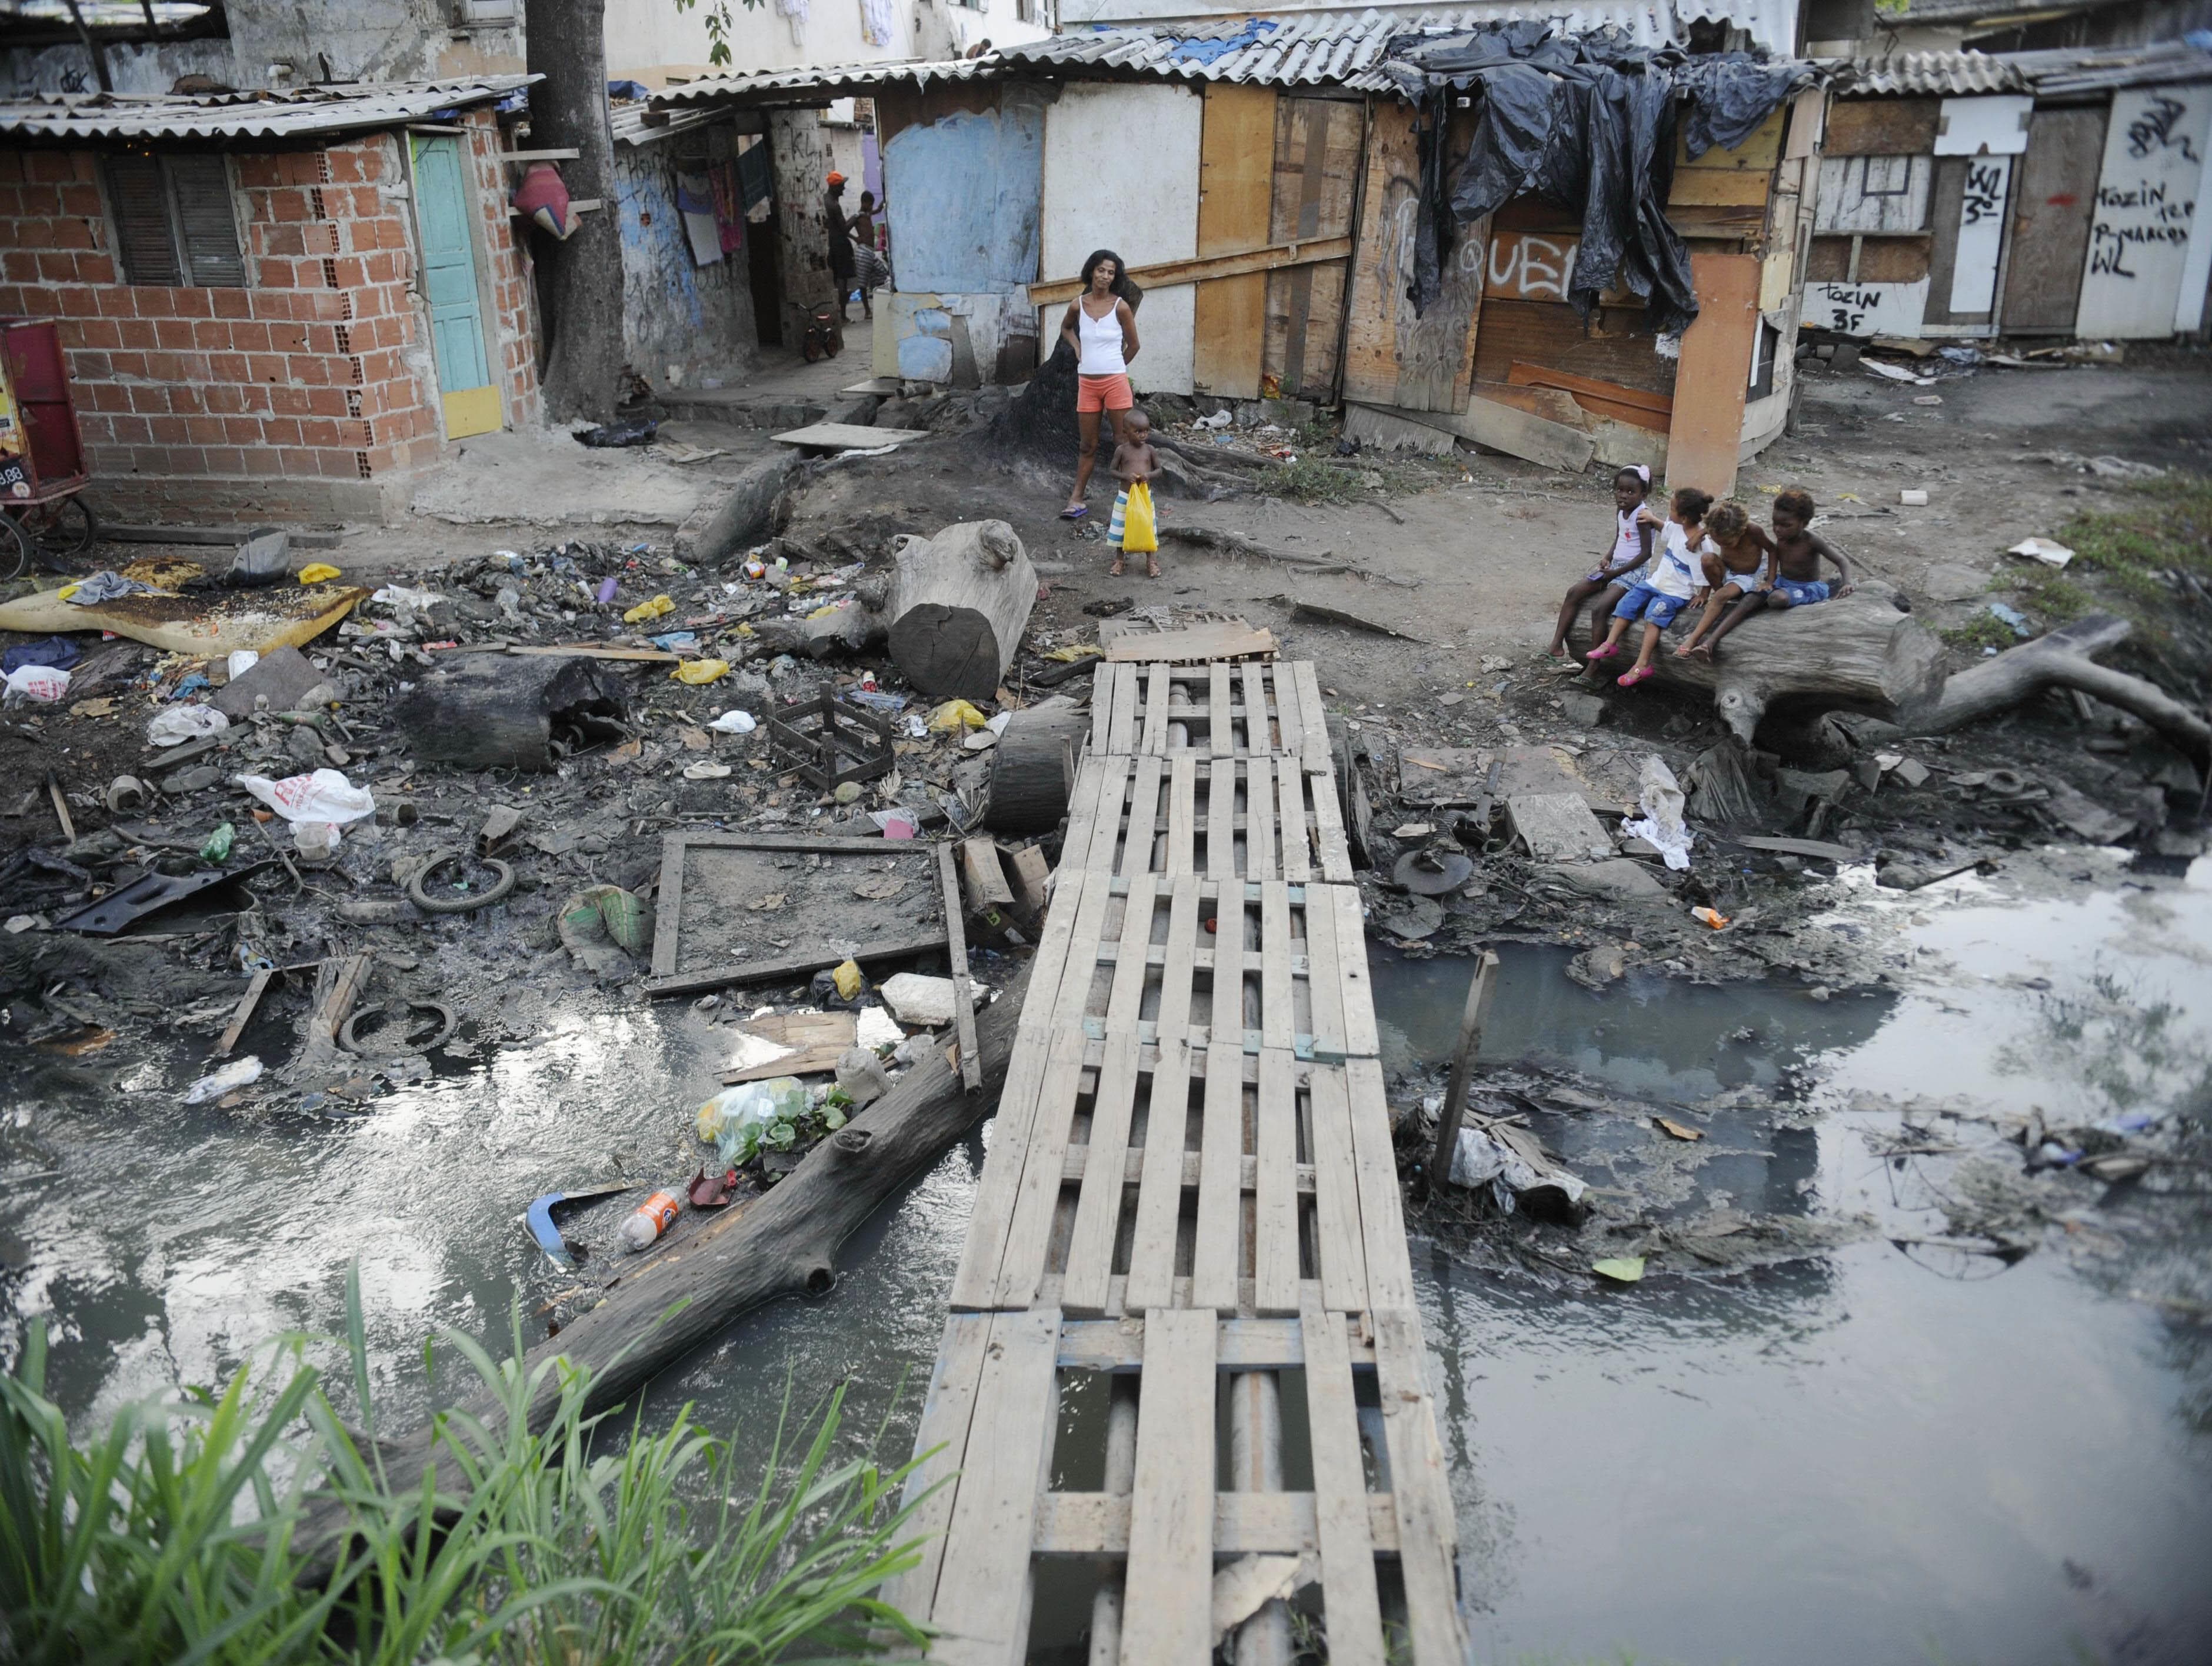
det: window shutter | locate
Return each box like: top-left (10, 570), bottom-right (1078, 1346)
top-left (105, 156), bottom-right (182, 286)
top-left (169, 156), bottom-right (246, 287)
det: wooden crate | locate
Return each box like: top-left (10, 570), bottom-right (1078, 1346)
top-left (1090, 657), bottom-right (1332, 771)
top-left (885, 1304), bottom-right (1467, 1665)
top-left (1061, 751), bottom-right (1354, 884)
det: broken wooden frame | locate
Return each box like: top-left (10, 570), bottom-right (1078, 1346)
top-left (764, 689), bottom-right (896, 792)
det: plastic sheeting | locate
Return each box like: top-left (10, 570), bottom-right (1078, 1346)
top-left (1380, 26), bottom-right (1814, 335)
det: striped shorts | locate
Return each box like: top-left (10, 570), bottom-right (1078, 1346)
top-left (1108, 488), bottom-right (1130, 549)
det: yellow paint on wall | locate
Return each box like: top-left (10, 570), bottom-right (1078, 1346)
top-left (444, 384), bottom-right (502, 438)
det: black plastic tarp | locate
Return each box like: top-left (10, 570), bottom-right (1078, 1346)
top-left (1380, 27), bottom-right (1815, 337)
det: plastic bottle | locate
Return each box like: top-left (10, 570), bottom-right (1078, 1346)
top-left (619, 1190), bottom-right (680, 1252)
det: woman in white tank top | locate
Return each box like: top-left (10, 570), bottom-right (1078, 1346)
top-left (1057, 249), bottom-right (1141, 518)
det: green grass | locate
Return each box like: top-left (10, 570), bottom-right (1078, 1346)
top-left (0, 1268), bottom-right (930, 1665)
top-left (2060, 474), bottom-right (2212, 579)
top-left (1941, 613), bottom-right (2020, 653)
top-left (2016, 573), bottom-right (2093, 622)
top-left (1260, 455), bottom-right (1371, 505)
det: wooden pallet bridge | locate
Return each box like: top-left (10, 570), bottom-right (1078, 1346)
top-left (890, 657), bottom-right (1466, 1663)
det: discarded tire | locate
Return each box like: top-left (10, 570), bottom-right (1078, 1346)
top-left (341, 999), bottom-right (458, 1055)
top-left (408, 854), bottom-right (517, 914)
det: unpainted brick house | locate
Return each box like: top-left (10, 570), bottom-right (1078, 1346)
top-left (0, 78), bottom-right (541, 521)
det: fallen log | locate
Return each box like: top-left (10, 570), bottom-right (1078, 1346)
top-left (391, 654), bottom-right (631, 771)
top-left (306, 959), bottom-right (1031, 1567)
top-left (1568, 587), bottom-right (1946, 745)
top-left (1904, 612), bottom-right (2211, 765)
top-left (987, 695), bottom-right (1089, 834)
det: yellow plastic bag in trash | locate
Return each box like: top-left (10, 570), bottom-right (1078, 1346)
top-left (928, 698), bottom-right (988, 733)
top-left (1118, 480), bottom-right (1158, 554)
top-left (831, 958), bottom-right (862, 999)
top-left (671, 658), bottom-right (729, 685)
top-left (1042, 644), bottom-right (1102, 662)
top-left (623, 593), bottom-right (675, 625)
top-left (296, 563), bottom-right (341, 584)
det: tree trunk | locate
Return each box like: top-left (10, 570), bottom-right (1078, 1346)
top-left (526, 0), bottom-right (624, 424)
top-left (1905, 612), bottom-right (2211, 764)
top-left (391, 654), bottom-right (631, 771)
top-left (1568, 587), bottom-right (1947, 745)
top-left (987, 695), bottom-right (1090, 834)
top-left (300, 961), bottom-right (1032, 1576)
top-left (881, 520), bottom-right (1039, 702)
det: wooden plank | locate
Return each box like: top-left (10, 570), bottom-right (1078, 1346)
top-left (1195, 82), bottom-right (1277, 400)
top-left (1278, 763), bottom-right (1311, 884)
top-left (1208, 663), bottom-right (1234, 758)
top-left (1676, 104), bottom-right (1784, 171)
top-left (1034, 1488), bottom-right (1402, 1555)
top-left (721, 1011), bottom-right (858, 1084)
top-left (1058, 1313), bottom-right (1375, 1374)
top-left (771, 421), bottom-right (932, 449)
top-left (1373, 1309), bottom-right (1467, 1666)
top-left (650, 832), bottom-right (685, 977)
top-left (2000, 105), bottom-right (2106, 334)
top-left (1332, 887), bottom-right (1379, 1061)
top-left (1120, 1310), bottom-right (1217, 1664)
top-left (1270, 662), bottom-right (1303, 762)
top-left (646, 930), bottom-right (949, 998)
top-left (1664, 168), bottom-right (1770, 208)
top-left (1122, 1034), bottom-right (1192, 1311)
top-left (1663, 251), bottom-right (1760, 498)
top-left (1141, 662), bottom-right (1171, 756)
top-left (1122, 754), bottom-right (1163, 878)
top-left (1245, 755), bottom-right (1276, 881)
top-left (1344, 401), bottom-right (1458, 456)
top-left (1060, 753), bottom-right (1112, 878)
top-left (1167, 754), bottom-right (1197, 877)
top-left (1260, 880), bottom-right (1294, 1051)
top-left (1028, 235), bottom-right (1352, 308)
top-left (929, 1308), bottom-right (1063, 1665)
top-left (1158, 874), bottom-right (1201, 1037)
top-left (1506, 359), bottom-right (1673, 416)
top-left (948, 1029), bottom-right (1058, 1310)
top-left (1205, 758), bottom-right (1234, 881)
top-left (1091, 662), bottom-right (1115, 752)
top-left (1304, 1063), bottom-right (1369, 1311)
top-left (1110, 658), bottom-right (1140, 755)
top-left (1345, 1057), bottom-right (1414, 1310)
top-left (1254, 1046), bottom-right (1301, 1316)
top-left (1188, 1035), bottom-right (1245, 1313)
top-left (1106, 872), bottom-right (1158, 1030)
top-left (1784, 85), bottom-right (1825, 159)
top-left (1310, 759), bottom-right (1352, 883)
top-left (1290, 661), bottom-right (1330, 775)
top-left (1302, 874), bottom-right (1344, 1059)
top-left (1824, 95), bottom-right (1939, 157)
top-left (1458, 392), bottom-right (1598, 472)
top-left (938, 843), bottom-right (984, 1091)
top-left (214, 967), bottom-right (274, 1058)
top-left (1102, 622), bottom-right (1277, 664)
top-left (885, 1311), bottom-right (992, 1622)
top-left (1301, 1290), bottom-right (1386, 1665)
top-left (961, 835), bottom-right (1016, 909)
top-left (1064, 1028), bottom-right (1144, 1315)
top-left (993, 1026), bottom-right (1091, 1308)
top-left (1240, 659), bottom-right (1270, 754)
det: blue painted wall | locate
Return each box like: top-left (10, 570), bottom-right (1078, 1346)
top-left (614, 142), bottom-right (758, 388)
top-left (882, 104), bottom-right (1043, 295)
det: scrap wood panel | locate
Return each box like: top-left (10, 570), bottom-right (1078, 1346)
top-left (1264, 94), bottom-right (1364, 401)
top-left (1344, 101), bottom-right (1483, 414)
top-left (893, 1304), bottom-right (1465, 1663)
top-left (1059, 751), bottom-right (1353, 883)
top-left (1090, 658), bottom-right (1331, 771)
top-left (1194, 82), bottom-right (1279, 401)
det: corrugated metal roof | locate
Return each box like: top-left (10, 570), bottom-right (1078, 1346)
top-left (607, 96), bottom-right (727, 145)
top-left (2010, 40), bottom-right (2212, 95)
top-left (0, 76), bottom-right (535, 143)
top-left (656, 4), bottom-right (1810, 108)
top-left (1836, 51), bottom-right (2026, 96)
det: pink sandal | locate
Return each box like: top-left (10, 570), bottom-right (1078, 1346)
top-left (1615, 665), bottom-right (1656, 688)
top-left (1583, 642), bottom-right (1621, 664)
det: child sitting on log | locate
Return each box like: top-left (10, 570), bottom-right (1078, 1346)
top-left (1673, 499), bottom-right (1775, 658)
top-left (1686, 487), bottom-right (1857, 661)
top-left (1547, 464), bottom-right (1656, 664)
top-left (1583, 485), bottom-right (1714, 689)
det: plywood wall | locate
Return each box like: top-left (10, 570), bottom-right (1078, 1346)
top-left (1343, 100), bottom-right (1482, 414)
top-left (1193, 82), bottom-right (1275, 399)
top-left (1038, 81), bottom-right (1202, 394)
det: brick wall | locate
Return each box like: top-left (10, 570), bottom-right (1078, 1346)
top-left (0, 105), bottom-right (539, 522)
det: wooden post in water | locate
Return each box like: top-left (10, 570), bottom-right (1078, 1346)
top-left (1427, 949), bottom-right (1500, 1191)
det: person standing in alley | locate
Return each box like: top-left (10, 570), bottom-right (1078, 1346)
top-left (825, 171), bottom-right (857, 321)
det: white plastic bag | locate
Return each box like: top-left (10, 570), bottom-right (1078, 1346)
top-left (147, 705), bottom-right (230, 746)
top-left (1621, 755), bottom-right (1694, 871)
top-left (3, 664), bottom-right (70, 704)
top-left (708, 709), bottom-right (757, 734)
top-left (234, 768), bottom-right (376, 826)
top-left (225, 650), bottom-right (260, 680)
top-left (184, 1055), bottom-right (263, 1103)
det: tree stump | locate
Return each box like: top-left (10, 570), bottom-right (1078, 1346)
top-left (1568, 587), bottom-right (1946, 744)
top-left (881, 519), bottom-right (1038, 702)
top-left (391, 655), bottom-right (630, 771)
top-left (987, 695), bottom-right (1090, 834)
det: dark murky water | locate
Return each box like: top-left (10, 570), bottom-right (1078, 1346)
top-left (5, 864), bottom-right (2210, 1664)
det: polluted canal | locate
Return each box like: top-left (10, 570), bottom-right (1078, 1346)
top-left (6, 847), bottom-right (2210, 1665)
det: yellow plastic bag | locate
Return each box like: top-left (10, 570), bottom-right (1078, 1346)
top-left (296, 563), bottom-right (341, 584)
top-left (1118, 480), bottom-right (1158, 554)
top-left (831, 958), bottom-right (862, 999)
top-left (671, 658), bottom-right (729, 684)
top-left (928, 698), bottom-right (988, 733)
top-left (623, 593), bottom-right (674, 625)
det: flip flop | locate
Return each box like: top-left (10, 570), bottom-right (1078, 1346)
top-left (1615, 665), bottom-right (1656, 688)
top-left (1060, 505), bottom-right (1089, 521)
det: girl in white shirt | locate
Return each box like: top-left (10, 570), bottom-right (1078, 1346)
top-left (1582, 486), bottom-right (1715, 689)
top-left (1548, 464), bottom-right (1657, 663)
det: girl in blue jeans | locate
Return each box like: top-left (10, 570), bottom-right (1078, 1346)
top-left (1583, 487), bottom-right (1714, 689)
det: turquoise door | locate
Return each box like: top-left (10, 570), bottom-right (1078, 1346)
top-left (410, 134), bottom-right (499, 437)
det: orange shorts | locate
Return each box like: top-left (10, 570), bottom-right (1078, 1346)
top-left (1077, 372), bottom-right (1133, 414)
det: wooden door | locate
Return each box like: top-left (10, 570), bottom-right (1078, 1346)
top-left (1263, 95), bottom-right (1362, 401)
top-left (1193, 84), bottom-right (1277, 399)
top-left (2000, 106), bottom-right (2106, 335)
top-left (409, 135), bottom-right (500, 439)
top-left (1344, 101), bottom-right (1482, 414)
